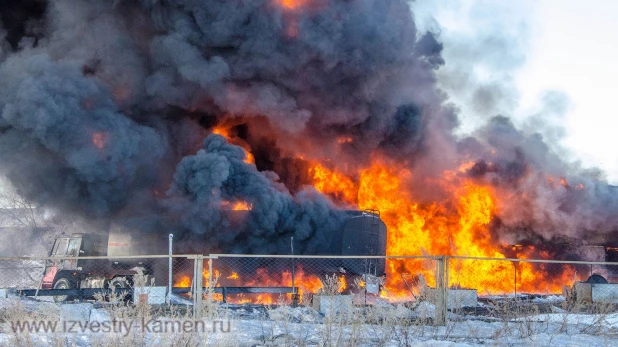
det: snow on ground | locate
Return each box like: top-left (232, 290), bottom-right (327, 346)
top-left (0, 297), bottom-right (617, 346)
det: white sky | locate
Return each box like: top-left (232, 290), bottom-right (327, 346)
top-left (414, 0), bottom-right (618, 183)
top-left (517, 0), bottom-right (618, 183)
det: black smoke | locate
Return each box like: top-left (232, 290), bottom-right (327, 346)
top-left (0, 0), bottom-right (445, 254)
top-left (0, 0), bottom-right (616, 256)
top-left (0, 0), bottom-right (46, 51)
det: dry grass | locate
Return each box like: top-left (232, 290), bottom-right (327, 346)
top-left (4, 262), bottom-right (618, 346)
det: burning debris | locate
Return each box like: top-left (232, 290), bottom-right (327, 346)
top-left (1, 0), bottom-right (618, 300)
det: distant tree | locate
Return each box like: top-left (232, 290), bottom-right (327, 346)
top-left (0, 186), bottom-right (56, 256)
top-left (0, 189), bottom-right (39, 228)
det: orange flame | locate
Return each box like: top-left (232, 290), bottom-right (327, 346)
top-left (221, 200), bottom-right (253, 211)
top-left (276, 0), bottom-right (311, 10)
top-left (212, 126), bottom-right (230, 138)
top-left (232, 201), bottom-right (253, 211)
top-left (308, 158), bottom-right (578, 298)
top-left (339, 275), bottom-right (347, 292)
top-left (211, 126), bottom-right (254, 164)
top-left (92, 132), bottom-right (108, 149)
top-left (175, 276), bottom-right (191, 288)
top-left (207, 265), bottom-right (323, 305)
top-left (174, 153), bottom-right (579, 302)
top-left (337, 136), bottom-right (353, 144)
top-left (309, 163), bottom-right (357, 205)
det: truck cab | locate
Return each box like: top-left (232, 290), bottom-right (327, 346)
top-left (42, 233), bottom-right (138, 302)
top-left (50, 233), bottom-right (107, 259)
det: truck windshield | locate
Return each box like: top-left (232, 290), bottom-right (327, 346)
top-left (52, 238), bottom-right (69, 256)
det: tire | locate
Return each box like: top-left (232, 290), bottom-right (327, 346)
top-left (53, 277), bottom-right (75, 303)
top-left (109, 277), bottom-right (132, 302)
top-left (109, 277), bottom-right (130, 288)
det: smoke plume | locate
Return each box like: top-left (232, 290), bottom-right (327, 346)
top-left (0, 0), bottom-right (616, 256)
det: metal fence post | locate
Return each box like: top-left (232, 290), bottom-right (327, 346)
top-left (167, 234), bottom-right (173, 305)
top-left (194, 255), bottom-right (203, 319)
top-left (191, 255), bottom-right (197, 317)
top-left (208, 256), bottom-right (213, 306)
top-left (514, 260), bottom-right (518, 298)
top-left (444, 256), bottom-right (450, 325)
top-left (291, 237), bottom-right (298, 307)
top-left (435, 255), bottom-right (447, 325)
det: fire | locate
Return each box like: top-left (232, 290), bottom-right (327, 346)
top-left (211, 126), bottom-right (255, 164)
top-left (221, 200), bottom-right (253, 211)
top-left (308, 158), bottom-right (578, 298)
top-left (339, 275), bottom-right (347, 292)
top-left (309, 163), bottom-right (357, 205)
top-left (245, 152), bottom-right (255, 164)
top-left (207, 265), bottom-right (323, 305)
top-left (276, 0), bottom-right (310, 10)
top-left (337, 136), bottom-right (353, 144)
top-left (232, 201), bottom-right (252, 211)
top-left (203, 269), bottom-right (221, 281)
top-left (175, 276), bottom-right (191, 288)
top-left (273, 0), bottom-right (312, 38)
top-left (212, 126), bottom-right (230, 138)
top-left (173, 153), bottom-right (578, 302)
top-left (547, 175), bottom-right (574, 189)
top-left (91, 132), bottom-right (108, 149)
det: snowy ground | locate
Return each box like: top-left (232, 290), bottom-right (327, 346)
top-left (0, 295), bottom-right (617, 346)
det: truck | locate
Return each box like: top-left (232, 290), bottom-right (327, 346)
top-left (41, 224), bottom-right (171, 302)
top-left (41, 210), bottom-right (387, 302)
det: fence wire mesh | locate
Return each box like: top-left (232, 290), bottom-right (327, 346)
top-left (442, 257), bottom-right (618, 320)
top-left (0, 259), bottom-right (45, 289)
top-left (2, 253), bottom-right (618, 325)
top-left (0, 255), bottom-right (196, 305)
top-left (205, 256), bottom-right (439, 308)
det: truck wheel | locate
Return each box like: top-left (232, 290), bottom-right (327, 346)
top-left (109, 277), bottom-right (131, 301)
top-left (53, 277), bottom-right (75, 303)
top-left (110, 277), bottom-right (128, 287)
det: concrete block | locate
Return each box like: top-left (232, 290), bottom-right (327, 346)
top-left (133, 286), bottom-right (167, 305)
top-left (423, 288), bottom-right (478, 309)
top-left (312, 295), bottom-right (353, 315)
top-left (573, 282), bottom-right (618, 304)
top-left (60, 303), bottom-right (92, 322)
top-left (591, 284), bottom-right (618, 303)
top-left (574, 282), bottom-right (592, 303)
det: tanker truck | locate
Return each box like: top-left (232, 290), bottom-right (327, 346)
top-left (41, 210), bottom-right (386, 302)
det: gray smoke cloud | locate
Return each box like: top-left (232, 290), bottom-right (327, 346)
top-left (461, 116), bottom-right (618, 245)
top-left (168, 134), bottom-right (346, 254)
top-left (0, 0), bottom-right (617, 257)
top-left (0, 54), bottom-right (166, 215)
top-left (0, 0), bottom-right (446, 254)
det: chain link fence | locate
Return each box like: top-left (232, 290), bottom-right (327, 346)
top-left (0, 258), bottom-right (46, 289)
top-left (443, 256), bottom-right (618, 320)
top-left (199, 255), bottom-right (618, 324)
top-left (0, 255), bottom-right (195, 305)
top-left (206, 255), bottom-right (440, 306)
top-left (2, 253), bottom-right (618, 325)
